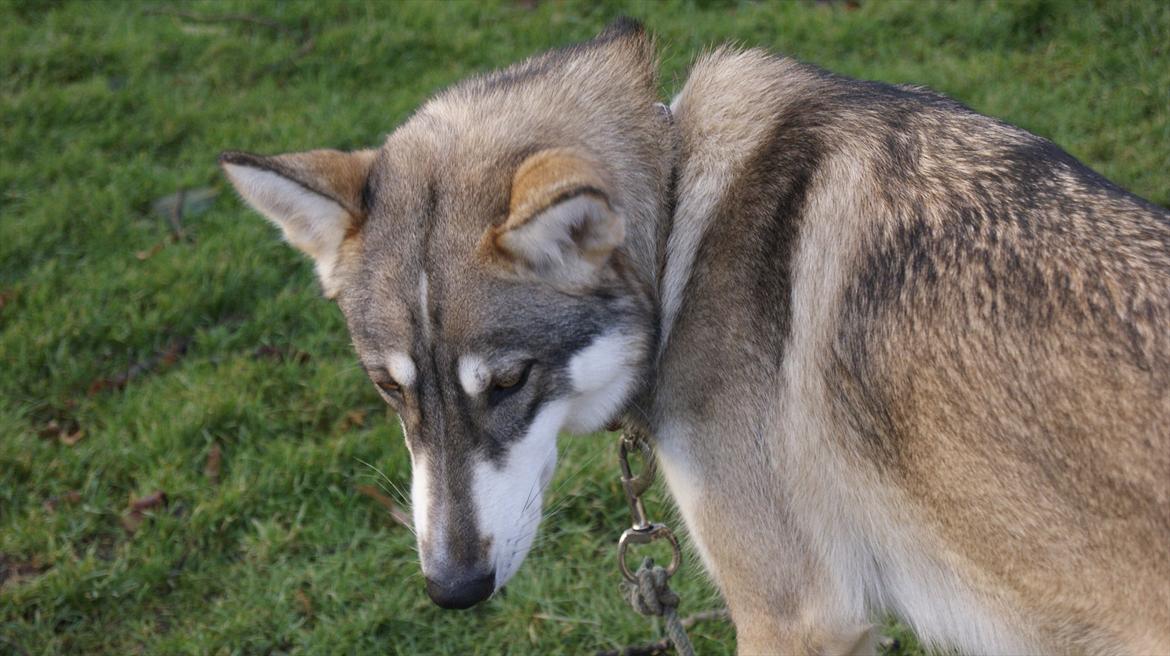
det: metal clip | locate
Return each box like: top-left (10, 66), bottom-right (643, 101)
top-left (619, 434), bottom-right (656, 530)
top-left (616, 430), bottom-right (682, 582)
top-left (618, 523), bottom-right (682, 582)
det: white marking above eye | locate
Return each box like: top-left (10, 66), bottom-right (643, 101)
top-left (458, 354), bottom-right (489, 396)
top-left (387, 351), bottom-right (417, 387)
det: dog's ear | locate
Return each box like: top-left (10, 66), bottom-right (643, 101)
top-left (219, 148), bottom-right (377, 298)
top-left (481, 148), bottom-right (623, 290)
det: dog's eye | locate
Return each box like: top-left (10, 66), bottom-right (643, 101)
top-left (376, 379), bottom-right (401, 395)
top-left (494, 371), bottom-right (522, 389)
top-left (488, 362), bottom-right (532, 406)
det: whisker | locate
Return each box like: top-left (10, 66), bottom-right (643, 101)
top-left (356, 457), bottom-right (412, 502)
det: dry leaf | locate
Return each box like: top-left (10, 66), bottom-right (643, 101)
top-left (130, 490), bottom-right (167, 513)
top-left (341, 409), bottom-right (367, 430)
top-left (121, 513), bottom-right (144, 533)
top-left (37, 419), bottom-right (63, 439)
top-left (123, 490), bottom-right (168, 533)
top-left (38, 417), bottom-right (83, 442)
top-left (59, 428), bottom-right (85, 446)
top-left (204, 443), bottom-right (222, 483)
top-left (135, 242), bottom-right (165, 261)
top-left (294, 588), bottom-right (313, 618)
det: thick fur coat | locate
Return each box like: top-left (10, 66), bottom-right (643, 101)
top-left (222, 21), bottom-right (1169, 654)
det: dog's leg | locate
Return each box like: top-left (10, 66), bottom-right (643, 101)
top-left (655, 421), bottom-right (872, 656)
top-left (735, 616), bottom-right (875, 656)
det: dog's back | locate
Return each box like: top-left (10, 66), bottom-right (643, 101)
top-left (830, 61), bottom-right (1170, 655)
top-left (661, 47), bottom-right (1170, 654)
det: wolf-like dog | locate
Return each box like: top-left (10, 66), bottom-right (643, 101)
top-left (221, 20), bottom-right (1169, 655)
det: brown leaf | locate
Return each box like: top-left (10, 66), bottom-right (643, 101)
top-left (356, 484), bottom-right (412, 529)
top-left (38, 417), bottom-right (83, 442)
top-left (59, 427), bottom-right (85, 446)
top-left (88, 378), bottom-right (116, 395)
top-left (130, 490), bottom-right (168, 512)
top-left (294, 588), bottom-right (313, 618)
top-left (340, 409), bottom-right (367, 430)
top-left (204, 443), bottom-right (222, 483)
top-left (37, 419), bottom-right (62, 438)
top-left (121, 513), bottom-right (144, 534)
top-left (123, 490), bottom-right (168, 533)
top-left (135, 241), bottom-right (166, 261)
top-left (0, 288), bottom-right (16, 310)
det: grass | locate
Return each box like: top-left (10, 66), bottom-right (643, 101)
top-left (1, 0), bottom-right (1166, 654)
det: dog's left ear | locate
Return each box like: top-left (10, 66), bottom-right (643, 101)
top-left (219, 148), bottom-right (376, 298)
top-left (481, 148), bottom-right (624, 290)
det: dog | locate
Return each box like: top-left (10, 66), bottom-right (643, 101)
top-left (221, 20), bottom-right (1170, 655)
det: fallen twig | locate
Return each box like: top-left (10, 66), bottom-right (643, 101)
top-left (204, 443), bottom-right (222, 484)
top-left (168, 188), bottom-right (186, 241)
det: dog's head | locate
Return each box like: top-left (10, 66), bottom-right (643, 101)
top-left (220, 21), bottom-right (671, 609)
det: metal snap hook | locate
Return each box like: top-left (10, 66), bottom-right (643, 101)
top-left (618, 524), bottom-right (682, 582)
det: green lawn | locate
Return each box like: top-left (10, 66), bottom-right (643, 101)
top-left (1, 1), bottom-right (1166, 654)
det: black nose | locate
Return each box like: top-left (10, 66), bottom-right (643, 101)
top-left (424, 571), bottom-right (495, 610)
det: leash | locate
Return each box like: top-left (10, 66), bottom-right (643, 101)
top-left (608, 103), bottom-right (705, 655)
top-left (613, 427), bottom-right (695, 656)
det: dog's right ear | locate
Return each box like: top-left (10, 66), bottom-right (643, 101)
top-left (480, 148), bottom-right (623, 291)
top-left (219, 148), bottom-right (377, 298)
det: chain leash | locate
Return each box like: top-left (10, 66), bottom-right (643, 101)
top-left (615, 428), bottom-right (695, 656)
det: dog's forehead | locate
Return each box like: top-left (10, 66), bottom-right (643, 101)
top-left (339, 116), bottom-right (606, 363)
top-left (341, 253), bottom-right (598, 372)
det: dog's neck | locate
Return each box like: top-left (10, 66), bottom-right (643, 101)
top-left (615, 102), bottom-right (682, 431)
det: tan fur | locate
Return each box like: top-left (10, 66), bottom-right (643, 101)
top-left (483, 148), bottom-right (623, 274)
top-left (653, 46), bottom-right (1170, 655)
top-left (506, 149), bottom-right (609, 223)
top-left (223, 23), bottom-right (1170, 655)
